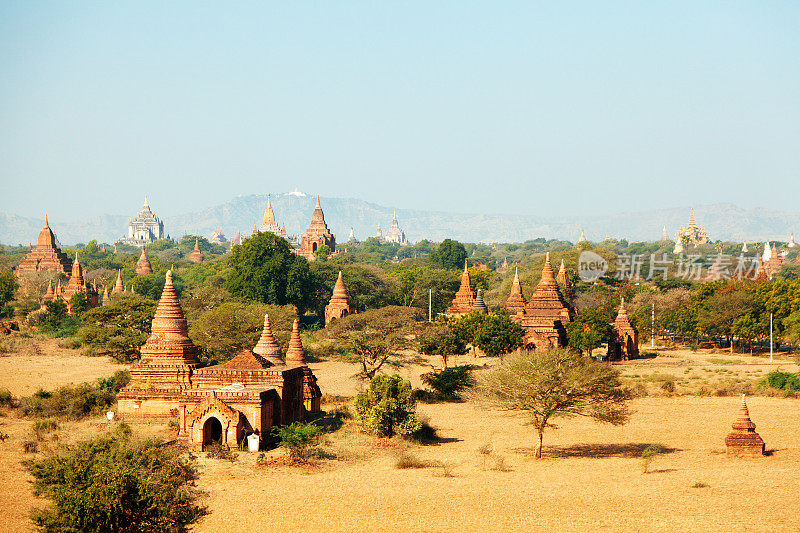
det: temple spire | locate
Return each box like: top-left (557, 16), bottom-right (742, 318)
top-left (285, 318), bottom-right (306, 365)
top-left (149, 270), bottom-right (190, 341)
top-left (253, 314), bottom-right (284, 365)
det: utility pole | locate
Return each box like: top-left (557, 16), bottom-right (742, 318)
top-left (428, 288), bottom-right (432, 322)
top-left (770, 312), bottom-right (773, 363)
top-left (651, 302), bottom-right (655, 349)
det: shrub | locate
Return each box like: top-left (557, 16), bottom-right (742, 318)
top-left (272, 422), bottom-right (322, 462)
top-left (23, 440), bottom-right (38, 453)
top-left (205, 442), bottom-right (237, 462)
top-left (641, 443), bottom-right (664, 474)
top-left (406, 417), bottom-right (438, 444)
top-left (96, 370), bottom-right (131, 393)
top-left (32, 419), bottom-right (59, 440)
top-left (420, 365), bottom-right (474, 402)
top-left (19, 382), bottom-right (116, 419)
top-left (355, 374), bottom-right (421, 438)
top-left (25, 435), bottom-right (206, 532)
top-left (394, 451), bottom-right (433, 469)
top-left (0, 388), bottom-right (16, 408)
top-left (763, 371), bottom-right (800, 392)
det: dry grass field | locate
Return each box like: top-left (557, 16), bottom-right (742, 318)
top-left (1, 340), bottom-right (798, 532)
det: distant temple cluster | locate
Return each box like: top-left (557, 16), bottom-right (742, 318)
top-left (117, 270), bottom-right (322, 451)
top-left (445, 253), bottom-right (635, 358)
top-left (16, 217), bottom-right (98, 312)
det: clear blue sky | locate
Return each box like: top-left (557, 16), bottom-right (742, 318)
top-left (1, 2), bottom-right (798, 221)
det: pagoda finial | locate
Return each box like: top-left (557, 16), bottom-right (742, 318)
top-left (253, 314), bottom-right (284, 365)
top-left (285, 318), bottom-right (306, 365)
top-left (44, 214), bottom-right (49, 227)
top-left (316, 195), bottom-right (321, 208)
top-left (194, 237), bottom-right (200, 251)
top-left (144, 195), bottom-right (149, 207)
top-left (464, 259), bottom-right (468, 273)
top-left (513, 266), bottom-right (519, 283)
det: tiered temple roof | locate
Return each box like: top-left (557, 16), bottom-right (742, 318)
top-left (16, 216), bottom-right (72, 276)
top-left (123, 270), bottom-right (200, 389)
top-left (505, 267), bottom-right (526, 317)
top-left (285, 318), bottom-right (322, 411)
top-left (446, 262), bottom-right (475, 317)
top-left (112, 270), bottom-right (124, 294)
top-left (520, 253), bottom-right (572, 349)
top-left (298, 196), bottom-right (335, 260)
top-left (676, 208), bottom-right (710, 245)
top-left (725, 395), bottom-right (765, 456)
top-left (188, 238), bottom-right (203, 264)
top-left (253, 314), bottom-right (284, 366)
top-left (471, 289), bottom-right (488, 314)
top-left (383, 210), bottom-right (407, 244)
top-left (136, 247), bottom-right (153, 276)
top-left (260, 195), bottom-right (281, 234)
top-left (325, 271), bottom-right (356, 325)
top-left (609, 298), bottom-right (639, 360)
top-left (121, 197), bottom-right (165, 246)
top-left (62, 252), bottom-right (87, 300)
top-left (556, 259), bottom-right (574, 300)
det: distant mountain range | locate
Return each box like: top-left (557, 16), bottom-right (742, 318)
top-left (2, 193), bottom-right (799, 246)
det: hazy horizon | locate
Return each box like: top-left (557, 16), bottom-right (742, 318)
top-left (2, 3), bottom-right (798, 221)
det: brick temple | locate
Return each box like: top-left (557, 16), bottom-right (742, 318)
top-left (503, 253), bottom-right (573, 350)
top-left (608, 298), bottom-right (639, 360)
top-left (446, 262), bottom-right (475, 317)
top-left (325, 271), bottom-right (356, 325)
top-left (117, 270), bottom-right (321, 450)
top-left (298, 196), bottom-right (335, 260)
top-left (16, 216), bottom-right (72, 277)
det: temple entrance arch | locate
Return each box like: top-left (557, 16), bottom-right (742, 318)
top-left (312, 242), bottom-right (318, 252)
top-left (203, 416), bottom-right (223, 450)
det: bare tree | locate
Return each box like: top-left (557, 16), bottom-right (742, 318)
top-left (470, 349), bottom-right (632, 458)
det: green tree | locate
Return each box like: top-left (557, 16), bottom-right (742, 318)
top-left (471, 349), bottom-right (631, 458)
top-left (225, 232), bottom-right (321, 314)
top-left (26, 434), bottom-right (206, 532)
top-left (315, 244), bottom-right (331, 262)
top-left (0, 270), bottom-right (17, 311)
top-left (451, 311), bottom-right (487, 354)
top-left (418, 320), bottom-right (467, 367)
top-left (68, 292), bottom-right (89, 316)
top-left (566, 308), bottom-right (612, 356)
top-left (697, 288), bottom-right (752, 352)
top-left (188, 302), bottom-right (296, 363)
top-left (319, 306), bottom-right (426, 380)
top-left (430, 239), bottom-right (468, 270)
top-left (473, 310), bottom-right (524, 357)
top-left (355, 374), bottom-right (421, 437)
top-left (79, 296), bottom-right (157, 362)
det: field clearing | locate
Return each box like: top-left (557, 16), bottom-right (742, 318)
top-left (0, 343), bottom-right (798, 532)
top-left (0, 337), bottom-right (127, 396)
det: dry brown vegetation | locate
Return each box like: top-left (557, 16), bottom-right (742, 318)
top-left (0, 338), bottom-right (799, 532)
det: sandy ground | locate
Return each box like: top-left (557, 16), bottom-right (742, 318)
top-left (0, 344), bottom-right (798, 532)
top-left (0, 337), bottom-right (127, 396)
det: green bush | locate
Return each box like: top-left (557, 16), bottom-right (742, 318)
top-left (355, 374), bottom-right (421, 437)
top-left (96, 370), bottom-right (131, 393)
top-left (25, 435), bottom-right (206, 532)
top-left (764, 371), bottom-right (800, 392)
top-left (420, 365), bottom-right (475, 402)
top-left (0, 388), bottom-right (16, 408)
top-left (19, 383), bottom-right (116, 419)
top-left (272, 422), bottom-right (322, 461)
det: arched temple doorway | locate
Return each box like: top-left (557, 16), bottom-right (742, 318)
top-left (203, 416), bottom-right (223, 450)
